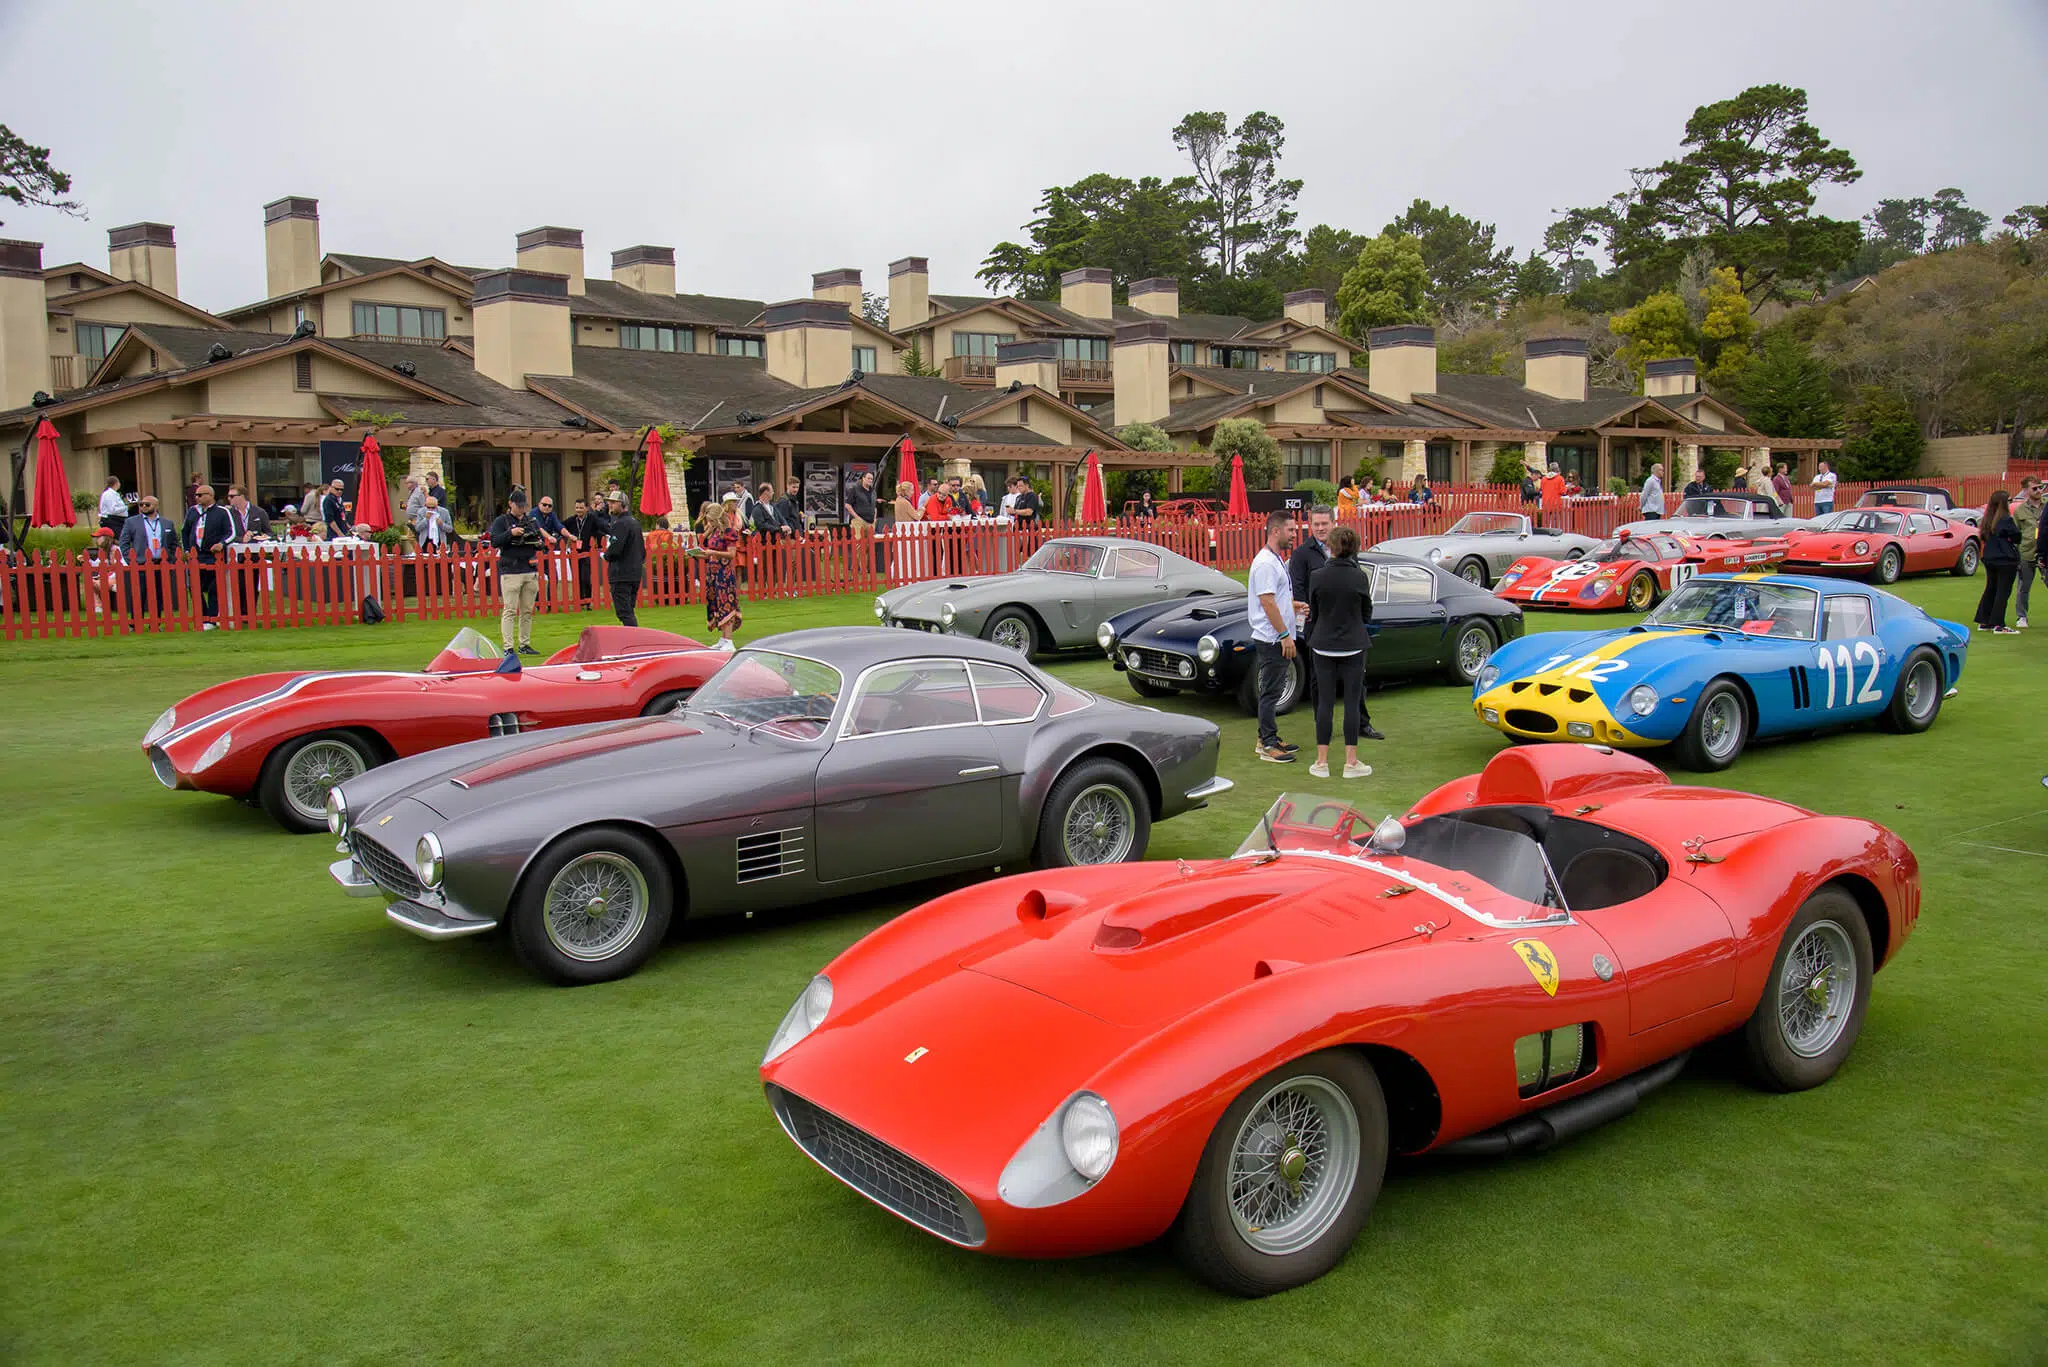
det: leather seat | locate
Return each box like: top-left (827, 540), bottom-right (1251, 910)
top-left (1559, 847), bottom-right (1661, 910)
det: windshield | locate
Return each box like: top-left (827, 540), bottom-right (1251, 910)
top-left (1642, 579), bottom-right (1820, 639)
top-left (1675, 496), bottom-right (1759, 519)
top-left (1021, 541), bottom-right (1105, 576)
top-left (1810, 509), bottom-right (1903, 535)
top-left (1857, 490), bottom-right (1938, 511)
top-left (1446, 513), bottom-right (1525, 537)
top-left (1584, 537), bottom-right (1658, 563)
top-left (441, 627), bottom-right (501, 660)
top-left (684, 650), bottom-right (843, 739)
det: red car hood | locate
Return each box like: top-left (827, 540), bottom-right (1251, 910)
top-left (151, 669), bottom-right (416, 748)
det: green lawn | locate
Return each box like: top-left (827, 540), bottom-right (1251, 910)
top-left (3, 579), bottom-right (2044, 1365)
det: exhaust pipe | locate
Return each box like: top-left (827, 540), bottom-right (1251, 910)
top-left (1434, 1051), bottom-right (1691, 1159)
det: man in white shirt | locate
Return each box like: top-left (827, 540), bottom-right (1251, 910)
top-left (97, 476), bottom-right (129, 538)
top-left (1247, 510), bottom-right (1299, 763)
top-left (1641, 462), bottom-right (1665, 519)
top-left (1812, 461), bottom-right (1837, 515)
top-left (999, 479), bottom-right (1020, 517)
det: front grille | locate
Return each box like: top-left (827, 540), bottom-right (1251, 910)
top-left (769, 1086), bottom-right (985, 1246)
top-left (351, 833), bottom-right (423, 900)
top-left (149, 748), bottom-right (176, 789)
top-left (891, 619), bottom-right (946, 634)
top-left (1506, 709), bottom-right (1560, 734)
top-left (1128, 647), bottom-right (1192, 678)
top-left (736, 828), bottom-right (805, 883)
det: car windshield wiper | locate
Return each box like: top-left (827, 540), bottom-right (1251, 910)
top-left (688, 706), bottom-right (744, 728)
top-left (744, 713), bottom-right (834, 736)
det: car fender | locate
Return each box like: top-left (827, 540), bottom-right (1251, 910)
top-left (1102, 596), bottom-right (1197, 644)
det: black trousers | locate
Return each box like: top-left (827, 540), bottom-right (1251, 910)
top-left (1975, 562), bottom-right (2017, 628)
top-left (610, 579), bottom-right (639, 627)
top-left (1254, 640), bottom-right (1290, 747)
top-left (1313, 651), bottom-right (1366, 746)
top-left (131, 561), bottom-right (177, 620)
top-left (197, 565), bottom-right (219, 621)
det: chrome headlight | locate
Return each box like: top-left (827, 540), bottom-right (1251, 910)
top-left (940, 602), bottom-right (957, 626)
top-left (1477, 665), bottom-right (1500, 690)
top-left (1096, 622), bottom-right (1116, 650)
top-left (873, 595), bottom-right (887, 620)
top-left (415, 832), bottom-right (444, 889)
top-left (1852, 540), bottom-right (1869, 556)
top-left (1427, 547), bottom-right (1447, 562)
top-left (763, 974), bottom-right (833, 1063)
top-left (143, 706), bottom-right (177, 746)
top-left (326, 787), bottom-right (350, 837)
top-left (194, 731), bottom-right (233, 774)
top-left (1589, 578), bottom-right (1614, 595)
top-left (999, 1090), bottom-right (1119, 1209)
top-left (1196, 634), bottom-right (1220, 663)
top-left (1627, 684), bottom-right (1658, 717)
top-left (1061, 1094), bottom-right (1119, 1180)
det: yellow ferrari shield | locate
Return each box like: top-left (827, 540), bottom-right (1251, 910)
top-left (1512, 939), bottom-right (1560, 996)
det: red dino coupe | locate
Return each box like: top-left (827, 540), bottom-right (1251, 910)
top-left (1778, 508), bottom-right (1981, 583)
top-left (761, 744), bottom-right (1918, 1295)
top-left (143, 625), bottom-right (724, 831)
top-left (1495, 532), bottom-right (1786, 611)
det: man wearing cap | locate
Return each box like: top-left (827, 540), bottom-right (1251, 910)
top-left (488, 487), bottom-right (544, 655)
top-left (602, 489), bottom-right (645, 627)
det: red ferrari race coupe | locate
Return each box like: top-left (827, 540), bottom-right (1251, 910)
top-left (761, 744), bottom-right (1918, 1296)
top-left (1777, 507), bottom-right (1981, 583)
top-left (1495, 532), bottom-right (1786, 611)
top-left (143, 625), bottom-right (724, 832)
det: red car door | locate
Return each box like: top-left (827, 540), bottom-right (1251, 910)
top-left (1908, 513), bottom-right (1961, 572)
top-left (1571, 880), bottom-right (1737, 1035)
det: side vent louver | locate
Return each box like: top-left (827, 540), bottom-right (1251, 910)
top-left (487, 712), bottom-right (523, 736)
top-left (1788, 666), bottom-right (1810, 710)
top-left (736, 828), bottom-right (805, 883)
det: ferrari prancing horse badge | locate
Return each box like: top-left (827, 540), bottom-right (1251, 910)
top-left (1511, 939), bottom-right (1559, 996)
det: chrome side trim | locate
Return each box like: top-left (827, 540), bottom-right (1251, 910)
top-left (1184, 775), bottom-right (1234, 803)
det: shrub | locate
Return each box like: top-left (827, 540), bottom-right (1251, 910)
top-left (1209, 418), bottom-right (1282, 490)
top-left (1485, 444), bottom-right (1526, 485)
top-left (1295, 478), bottom-right (1338, 506)
top-left (1179, 465), bottom-right (1216, 495)
top-left (1840, 388), bottom-right (1924, 482)
top-left (71, 491), bottom-right (92, 513)
top-left (1607, 477), bottom-right (1630, 496)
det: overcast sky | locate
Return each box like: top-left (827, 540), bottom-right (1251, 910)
top-left (3, 0), bottom-right (2044, 313)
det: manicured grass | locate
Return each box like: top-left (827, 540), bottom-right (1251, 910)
top-left (2, 581), bottom-right (2044, 1364)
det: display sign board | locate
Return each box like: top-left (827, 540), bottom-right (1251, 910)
top-left (318, 439), bottom-right (363, 490)
top-left (711, 459), bottom-right (754, 497)
top-left (803, 461), bottom-right (839, 520)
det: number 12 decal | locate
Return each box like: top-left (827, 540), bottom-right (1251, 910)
top-left (1813, 640), bottom-right (1883, 707)
top-left (1533, 652), bottom-right (1630, 683)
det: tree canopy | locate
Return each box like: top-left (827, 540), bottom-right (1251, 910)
top-left (0, 123), bottom-right (80, 227)
top-left (1383, 198), bottom-right (1513, 312)
top-left (1208, 417), bottom-right (1282, 490)
top-left (1171, 111), bottom-right (1302, 282)
top-left (1334, 234), bottom-right (1429, 340)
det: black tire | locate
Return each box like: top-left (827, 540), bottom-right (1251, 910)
top-left (1453, 556), bottom-right (1489, 587)
top-left (1738, 886), bottom-right (1874, 1092)
top-left (1673, 678), bottom-right (1748, 771)
top-left (258, 729), bottom-right (377, 833)
top-left (1174, 1050), bottom-right (1389, 1297)
top-left (638, 689), bottom-right (695, 717)
top-left (1949, 539), bottom-right (1979, 577)
top-left (1234, 653), bottom-right (1305, 716)
top-left (507, 827), bottom-right (674, 986)
top-left (982, 607), bottom-right (1040, 657)
top-left (1442, 619), bottom-right (1496, 686)
top-left (1128, 676), bottom-right (1179, 699)
top-left (1873, 544), bottom-right (1903, 584)
top-left (1624, 573), bottom-right (1656, 612)
top-left (1878, 646), bottom-right (1943, 734)
top-left (1035, 758), bottom-right (1151, 868)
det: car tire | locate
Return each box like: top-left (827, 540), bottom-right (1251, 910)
top-left (1625, 573), bottom-right (1657, 612)
top-left (1950, 539), bottom-right (1979, 577)
top-left (1235, 653), bottom-right (1305, 716)
top-left (1738, 886), bottom-right (1874, 1092)
top-left (1442, 619), bottom-right (1496, 686)
top-left (638, 689), bottom-right (695, 716)
top-left (1036, 758), bottom-right (1151, 867)
top-left (258, 729), bottom-right (376, 833)
top-left (1878, 646), bottom-right (1943, 734)
top-left (1873, 545), bottom-right (1903, 584)
top-left (1673, 678), bottom-right (1748, 771)
top-left (507, 827), bottom-right (674, 986)
top-left (982, 607), bottom-right (1039, 657)
top-left (1453, 556), bottom-right (1489, 587)
top-left (1173, 1049), bottom-right (1389, 1298)
top-left (1128, 676), bottom-right (1179, 699)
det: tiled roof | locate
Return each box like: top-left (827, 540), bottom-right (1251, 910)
top-left (535, 349), bottom-right (802, 432)
top-left (325, 338), bottom-right (581, 426)
top-left (327, 253), bottom-right (410, 277)
top-left (129, 323), bottom-right (295, 369)
top-left (571, 280), bottom-right (767, 330)
top-left (1426, 374), bottom-right (1661, 431)
top-left (949, 424), bottom-right (1062, 446)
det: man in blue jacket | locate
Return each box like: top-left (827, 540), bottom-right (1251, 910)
top-left (117, 493), bottom-right (181, 618)
top-left (182, 484), bottom-right (233, 627)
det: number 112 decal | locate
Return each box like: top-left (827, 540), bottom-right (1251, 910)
top-left (1814, 641), bottom-right (1883, 708)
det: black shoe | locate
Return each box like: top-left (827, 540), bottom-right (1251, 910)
top-left (1361, 725), bottom-right (1386, 741)
top-left (517, 645), bottom-right (540, 656)
top-left (1276, 740), bottom-right (1300, 752)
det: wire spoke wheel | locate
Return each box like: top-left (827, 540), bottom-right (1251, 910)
top-left (989, 617), bottom-right (1030, 653)
top-left (1457, 559), bottom-right (1486, 585)
top-left (1062, 784), bottom-right (1135, 865)
top-left (1701, 692), bottom-right (1743, 762)
top-left (1776, 919), bottom-right (1857, 1058)
top-left (542, 852), bottom-right (649, 962)
top-left (283, 739), bottom-right (366, 823)
top-left (1456, 625), bottom-right (1491, 679)
top-left (1226, 1076), bottom-right (1360, 1256)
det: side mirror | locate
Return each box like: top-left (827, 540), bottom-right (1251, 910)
top-left (1369, 816), bottom-right (1406, 852)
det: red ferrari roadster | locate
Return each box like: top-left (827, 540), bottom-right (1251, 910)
top-left (1495, 532), bottom-right (1785, 611)
top-left (144, 625), bottom-right (724, 831)
top-left (761, 744), bottom-right (1918, 1295)
top-left (1778, 507), bottom-right (1981, 583)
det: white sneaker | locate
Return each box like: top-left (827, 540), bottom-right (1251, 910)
top-left (713, 639), bottom-right (735, 652)
top-left (201, 622), bottom-right (217, 631)
top-left (2019, 616), bottom-right (2029, 628)
top-left (1308, 760), bottom-right (1330, 778)
top-left (1344, 761), bottom-right (1372, 779)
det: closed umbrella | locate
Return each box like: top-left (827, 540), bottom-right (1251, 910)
top-left (353, 433), bottom-right (393, 532)
top-left (1226, 453), bottom-right (1250, 518)
top-left (1079, 450), bottom-right (1107, 524)
top-left (28, 419), bottom-right (74, 527)
top-left (638, 427), bottom-right (672, 519)
top-left (896, 435), bottom-right (917, 491)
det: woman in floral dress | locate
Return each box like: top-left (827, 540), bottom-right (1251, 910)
top-left (697, 501), bottom-right (742, 648)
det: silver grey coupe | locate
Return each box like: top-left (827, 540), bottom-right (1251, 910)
top-left (1618, 491), bottom-right (1813, 540)
top-left (875, 536), bottom-right (1243, 656)
top-left (327, 628), bottom-right (1231, 986)
top-left (1371, 512), bottom-right (1600, 587)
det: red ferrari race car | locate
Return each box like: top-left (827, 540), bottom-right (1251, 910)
top-left (143, 625), bottom-right (724, 832)
top-left (1495, 532), bottom-right (1786, 611)
top-left (760, 744), bottom-right (1918, 1295)
top-left (1778, 507), bottom-right (1981, 583)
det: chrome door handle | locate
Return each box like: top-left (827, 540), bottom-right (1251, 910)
top-left (958, 765), bottom-right (999, 776)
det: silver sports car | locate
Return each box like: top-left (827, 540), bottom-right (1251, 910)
top-left (1372, 511), bottom-right (1599, 587)
top-left (876, 536), bottom-right (1242, 656)
top-left (328, 628), bottom-right (1231, 986)
top-left (1619, 491), bottom-right (1812, 540)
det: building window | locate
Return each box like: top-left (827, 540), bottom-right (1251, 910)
top-left (951, 332), bottom-right (1014, 358)
top-left (853, 345), bottom-right (877, 372)
top-left (621, 324), bottom-right (693, 352)
top-left (1209, 345), bottom-right (1259, 369)
top-left (351, 302), bottom-right (446, 342)
top-left (1282, 441), bottom-right (1331, 488)
top-left (294, 353), bottom-right (314, 390)
top-left (76, 322), bottom-right (126, 361)
top-left (715, 335), bottom-right (762, 358)
top-left (1287, 350), bottom-right (1335, 373)
top-left (1171, 341), bottom-right (1197, 364)
top-left (1427, 442), bottom-right (1453, 484)
top-left (1058, 337), bottom-right (1108, 361)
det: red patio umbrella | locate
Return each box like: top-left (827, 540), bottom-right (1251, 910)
top-left (1225, 453), bottom-right (1251, 518)
top-left (28, 419), bottom-right (74, 527)
top-left (353, 433), bottom-right (393, 532)
top-left (1079, 450), bottom-right (1107, 524)
top-left (638, 427), bottom-right (672, 519)
top-left (896, 436), bottom-right (917, 490)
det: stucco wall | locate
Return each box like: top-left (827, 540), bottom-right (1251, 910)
top-left (1919, 434), bottom-right (2010, 478)
top-left (319, 276), bottom-right (472, 339)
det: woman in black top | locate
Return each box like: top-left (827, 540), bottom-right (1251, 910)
top-left (1975, 489), bottom-right (2022, 634)
top-left (1305, 524), bottom-right (1374, 779)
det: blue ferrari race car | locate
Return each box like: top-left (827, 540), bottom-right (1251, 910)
top-left (1471, 573), bottom-right (1970, 770)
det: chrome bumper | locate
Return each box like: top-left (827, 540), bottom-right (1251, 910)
top-left (329, 856), bottom-right (384, 899)
top-left (386, 900), bottom-right (499, 941)
top-left (1184, 775), bottom-right (1234, 805)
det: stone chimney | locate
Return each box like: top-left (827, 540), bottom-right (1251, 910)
top-left (1113, 319), bottom-right (1171, 426)
top-left (1284, 288), bottom-right (1327, 330)
top-left (888, 256), bottom-right (929, 333)
top-left (762, 299), bottom-right (853, 387)
top-left (471, 269), bottom-right (572, 390)
top-left (263, 196), bottom-right (321, 299)
top-left (1367, 325), bottom-right (1437, 404)
top-left (611, 245), bottom-right (675, 297)
top-left (108, 223), bottom-right (177, 297)
top-left (1129, 277), bottom-right (1179, 319)
top-left (1060, 267), bottom-right (1113, 320)
top-left (995, 339), bottom-right (1060, 393)
top-left (812, 268), bottom-right (862, 313)
top-left (0, 240), bottom-right (51, 410)
top-left (516, 227), bottom-right (584, 296)
top-left (1524, 336), bottom-right (1589, 403)
top-left (1644, 356), bottom-right (1698, 399)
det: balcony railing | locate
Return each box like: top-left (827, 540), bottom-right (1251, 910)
top-left (349, 332), bottom-right (450, 345)
top-left (942, 355), bottom-right (996, 381)
top-left (1059, 358), bottom-right (1113, 384)
top-left (49, 354), bottom-right (93, 392)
